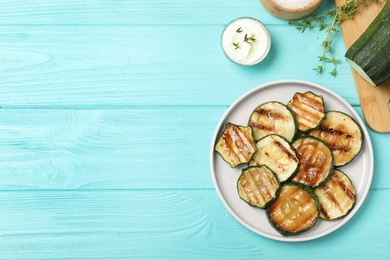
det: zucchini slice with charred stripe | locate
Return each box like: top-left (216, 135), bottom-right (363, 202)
top-left (267, 182), bottom-right (319, 236)
top-left (248, 101), bottom-right (297, 142)
top-left (292, 136), bottom-right (333, 188)
top-left (287, 91), bottom-right (326, 133)
top-left (314, 169), bottom-right (356, 221)
top-left (309, 111), bottom-right (363, 167)
top-left (249, 134), bottom-right (299, 182)
top-left (237, 165), bottom-right (280, 209)
top-left (215, 122), bottom-right (257, 168)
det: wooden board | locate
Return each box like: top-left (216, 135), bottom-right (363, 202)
top-left (335, 0), bottom-right (390, 133)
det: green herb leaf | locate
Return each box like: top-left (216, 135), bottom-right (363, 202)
top-left (233, 42), bottom-right (240, 50)
top-left (288, 0), bottom-right (380, 76)
top-left (313, 65), bottom-right (323, 75)
top-left (244, 34), bottom-right (256, 45)
top-left (236, 27), bottom-right (243, 33)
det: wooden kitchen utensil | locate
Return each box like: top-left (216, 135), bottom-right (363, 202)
top-left (335, 0), bottom-right (390, 133)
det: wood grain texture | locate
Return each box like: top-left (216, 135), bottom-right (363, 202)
top-left (0, 0), bottom-right (328, 25)
top-left (0, 108), bottom-right (218, 189)
top-left (0, 0), bottom-right (389, 258)
top-left (335, 0), bottom-right (390, 132)
top-left (0, 189), bottom-right (389, 259)
top-left (0, 107), bottom-right (386, 191)
top-left (0, 25), bottom-right (358, 107)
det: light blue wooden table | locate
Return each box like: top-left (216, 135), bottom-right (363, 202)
top-left (0, 0), bottom-right (389, 258)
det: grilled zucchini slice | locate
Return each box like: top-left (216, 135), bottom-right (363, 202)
top-left (314, 169), bottom-right (356, 221)
top-left (267, 182), bottom-right (319, 236)
top-left (215, 122), bottom-right (257, 168)
top-left (237, 165), bottom-right (280, 209)
top-left (292, 136), bottom-right (333, 188)
top-left (249, 134), bottom-right (299, 183)
top-left (287, 91), bottom-right (326, 133)
top-left (309, 111), bottom-right (363, 167)
top-left (248, 101), bottom-right (297, 142)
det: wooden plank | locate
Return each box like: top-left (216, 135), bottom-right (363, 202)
top-left (0, 189), bottom-right (388, 258)
top-left (0, 107), bottom-right (386, 190)
top-left (0, 0), bottom-right (302, 25)
top-left (0, 25), bottom-right (359, 107)
top-left (0, 108), bottom-right (218, 190)
top-left (335, 0), bottom-right (390, 132)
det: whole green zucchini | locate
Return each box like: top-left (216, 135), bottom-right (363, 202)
top-left (345, 0), bottom-right (390, 86)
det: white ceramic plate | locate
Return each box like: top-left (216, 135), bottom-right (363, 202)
top-left (210, 80), bottom-right (374, 242)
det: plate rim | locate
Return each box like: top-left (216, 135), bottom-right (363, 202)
top-left (209, 79), bottom-right (374, 242)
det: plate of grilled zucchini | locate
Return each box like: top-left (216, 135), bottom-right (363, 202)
top-left (210, 80), bottom-right (373, 242)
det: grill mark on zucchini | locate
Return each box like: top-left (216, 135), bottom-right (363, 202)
top-left (274, 140), bottom-right (299, 163)
top-left (319, 125), bottom-right (353, 139)
top-left (225, 127), bottom-right (248, 162)
top-left (309, 111), bottom-right (362, 166)
top-left (287, 91), bottom-right (325, 133)
top-left (233, 126), bottom-right (257, 158)
top-left (254, 108), bottom-right (285, 120)
top-left (249, 135), bottom-right (299, 183)
top-left (328, 144), bottom-right (350, 153)
top-left (320, 183), bottom-right (341, 208)
top-left (329, 173), bottom-right (355, 201)
top-left (237, 166), bottom-right (280, 209)
top-left (243, 171), bottom-right (262, 206)
top-left (298, 93), bottom-right (323, 110)
top-left (292, 136), bottom-right (333, 188)
top-left (248, 121), bottom-right (274, 132)
top-left (248, 101), bottom-right (297, 142)
top-left (215, 123), bottom-right (257, 168)
top-left (291, 101), bottom-right (322, 123)
top-left (320, 205), bottom-right (331, 220)
top-left (292, 106), bottom-right (321, 126)
top-left (314, 169), bottom-right (356, 220)
top-left (267, 183), bottom-right (319, 236)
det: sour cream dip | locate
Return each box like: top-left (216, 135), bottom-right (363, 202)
top-left (221, 17), bottom-right (271, 66)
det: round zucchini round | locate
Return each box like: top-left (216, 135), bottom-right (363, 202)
top-left (292, 136), bottom-right (334, 188)
top-left (214, 122), bottom-right (257, 168)
top-left (267, 182), bottom-right (319, 236)
top-left (237, 165), bottom-right (280, 209)
top-left (309, 110), bottom-right (363, 167)
top-left (248, 101), bottom-right (297, 142)
top-left (249, 134), bottom-right (299, 182)
top-left (314, 169), bottom-right (356, 221)
top-left (287, 91), bottom-right (326, 133)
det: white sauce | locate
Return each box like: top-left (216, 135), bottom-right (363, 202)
top-left (272, 0), bottom-right (315, 9)
top-left (221, 17), bottom-right (271, 66)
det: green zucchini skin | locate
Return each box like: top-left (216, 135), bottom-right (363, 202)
top-left (267, 182), bottom-right (319, 236)
top-left (237, 165), bottom-right (280, 209)
top-left (345, 0), bottom-right (390, 86)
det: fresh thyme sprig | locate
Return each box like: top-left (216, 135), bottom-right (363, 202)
top-left (244, 34), bottom-right (256, 45)
top-left (232, 30), bottom-right (256, 50)
top-left (288, 0), bottom-right (380, 76)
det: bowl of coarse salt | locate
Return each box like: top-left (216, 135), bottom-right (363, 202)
top-left (260, 0), bottom-right (322, 20)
